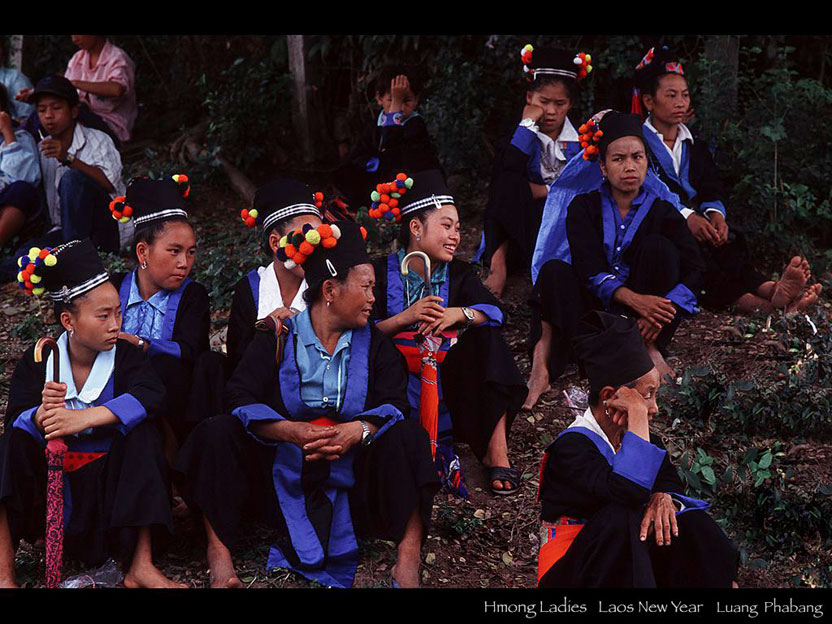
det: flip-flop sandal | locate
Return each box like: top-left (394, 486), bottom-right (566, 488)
top-left (488, 466), bottom-right (521, 496)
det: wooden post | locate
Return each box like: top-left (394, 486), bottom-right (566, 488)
top-left (287, 35), bottom-right (313, 164)
top-left (704, 35), bottom-right (739, 116)
top-left (8, 35), bottom-right (23, 70)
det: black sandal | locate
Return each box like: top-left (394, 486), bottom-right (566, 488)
top-left (488, 466), bottom-right (521, 496)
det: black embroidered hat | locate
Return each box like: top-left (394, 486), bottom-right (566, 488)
top-left (598, 111), bottom-right (646, 158)
top-left (32, 74), bottom-right (79, 106)
top-left (16, 239), bottom-right (109, 303)
top-left (241, 178), bottom-right (323, 232)
top-left (632, 46), bottom-right (686, 115)
top-left (521, 45), bottom-right (593, 83)
top-left (397, 169), bottom-right (454, 218)
top-left (117, 176), bottom-right (190, 229)
top-left (298, 221), bottom-right (370, 286)
top-left (572, 311), bottom-right (656, 395)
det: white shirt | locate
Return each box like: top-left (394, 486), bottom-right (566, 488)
top-left (534, 117), bottom-right (579, 185)
top-left (256, 262), bottom-right (308, 320)
top-left (567, 407), bottom-right (617, 455)
top-left (644, 116), bottom-right (719, 220)
top-left (41, 123), bottom-right (131, 247)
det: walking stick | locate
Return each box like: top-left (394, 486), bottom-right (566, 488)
top-left (34, 337), bottom-right (67, 589)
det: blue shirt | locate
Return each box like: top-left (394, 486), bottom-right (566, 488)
top-left (396, 247), bottom-right (448, 308)
top-left (121, 270), bottom-right (172, 340)
top-left (293, 309), bottom-right (352, 410)
top-left (0, 67), bottom-right (33, 119)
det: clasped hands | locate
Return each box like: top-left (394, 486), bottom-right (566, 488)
top-left (36, 381), bottom-right (94, 440)
top-left (400, 296), bottom-right (466, 336)
top-left (270, 420), bottom-right (366, 462)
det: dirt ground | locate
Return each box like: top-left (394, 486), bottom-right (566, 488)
top-left (1, 174), bottom-right (830, 589)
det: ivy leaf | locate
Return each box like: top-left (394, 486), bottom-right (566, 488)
top-left (758, 451), bottom-right (773, 470)
top-left (701, 466), bottom-right (717, 485)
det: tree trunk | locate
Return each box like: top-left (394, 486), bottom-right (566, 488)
top-left (8, 35), bottom-right (23, 70)
top-left (704, 35), bottom-right (739, 116)
top-left (287, 35), bottom-right (313, 164)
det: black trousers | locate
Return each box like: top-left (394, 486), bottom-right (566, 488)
top-left (698, 228), bottom-right (767, 309)
top-left (172, 415), bottom-right (440, 553)
top-left (483, 170), bottom-right (545, 271)
top-left (530, 234), bottom-right (686, 381)
top-left (440, 325), bottom-right (528, 460)
top-left (539, 503), bottom-right (739, 588)
top-left (0, 422), bottom-right (173, 568)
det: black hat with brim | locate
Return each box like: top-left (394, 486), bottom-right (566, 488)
top-left (127, 178), bottom-right (188, 229)
top-left (254, 179), bottom-right (322, 233)
top-left (32, 74), bottom-right (79, 107)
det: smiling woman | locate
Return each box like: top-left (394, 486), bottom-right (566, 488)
top-left (108, 175), bottom-right (213, 454)
top-left (370, 170), bottom-right (528, 498)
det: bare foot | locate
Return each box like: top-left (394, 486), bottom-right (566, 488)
top-left (770, 257), bottom-right (808, 308)
top-left (522, 372), bottom-right (551, 411)
top-left (391, 555), bottom-right (421, 588)
top-left (0, 578), bottom-right (19, 589)
top-left (732, 580), bottom-right (740, 588)
top-left (124, 563), bottom-right (188, 589)
top-left (207, 542), bottom-right (243, 588)
top-left (646, 344), bottom-right (675, 381)
top-left (786, 283), bottom-right (823, 315)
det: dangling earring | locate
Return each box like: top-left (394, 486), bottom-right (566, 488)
top-left (415, 235), bottom-right (421, 241)
top-left (140, 260), bottom-right (148, 270)
top-left (326, 300), bottom-right (331, 307)
top-left (70, 328), bottom-right (75, 338)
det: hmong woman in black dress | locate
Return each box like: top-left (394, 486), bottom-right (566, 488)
top-left (108, 175), bottom-right (213, 453)
top-left (480, 46), bottom-right (591, 298)
top-left (537, 310), bottom-right (738, 588)
top-left (0, 239), bottom-right (184, 588)
top-left (632, 46), bottom-right (822, 314)
top-left (174, 221), bottom-right (439, 588)
top-left (226, 178), bottom-right (324, 375)
top-left (527, 111), bottom-right (705, 404)
top-left (369, 170), bottom-right (527, 496)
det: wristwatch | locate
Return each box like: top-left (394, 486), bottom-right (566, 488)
top-left (359, 420), bottom-right (374, 446)
top-left (61, 152), bottom-right (76, 167)
top-left (136, 337), bottom-right (145, 349)
top-left (461, 306), bottom-right (475, 327)
top-left (519, 117), bottom-right (537, 129)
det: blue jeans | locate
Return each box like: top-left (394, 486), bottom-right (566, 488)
top-left (58, 169), bottom-right (119, 251)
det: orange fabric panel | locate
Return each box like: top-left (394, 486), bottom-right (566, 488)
top-left (537, 521), bottom-right (585, 584)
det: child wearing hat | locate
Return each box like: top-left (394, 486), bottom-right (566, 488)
top-left (226, 178), bottom-right (324, 374)
top-left (537, 311), bottom-right (738, 588)
top-left (334, 66), bottom-right (442, 211)
top-left (33, 74), bottom-right (126, 253)
top-left (481, 46), bottom-right (592, 298)
top-left (108, 174), bottom-right (214, 454)
top-left (0, 239), bottom-right (184, 588)
top-left (369, 170), bottom-right (528, 496)
top-left (633, 46), bottom-right (822, 315)
top-left (174, 221), bottom-right (439, 588)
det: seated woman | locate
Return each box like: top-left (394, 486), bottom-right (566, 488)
top-left (537, 310), bottom-right (738, 587)
top-left (0, 83), bottom-right (41, 248)
top-left (370, 170), bottom-right (527, 496)
top-left (528, 111), bottom-right (704, 407)
top-left (481, 46), bottom-right (591, 298)
top-left (108, 175), bottom-right (212, 455)
top-left (227, 178), bottom-right (324, 375)
top-left (0, 239), bottom-right (183, 588)
top-left (633, 46), bottom-right (821, 314)
top-left (174, 221), bottom-right (439, 589)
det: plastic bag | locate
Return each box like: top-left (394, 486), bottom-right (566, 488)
top-left (59, 558), bottom-right (123, 588)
